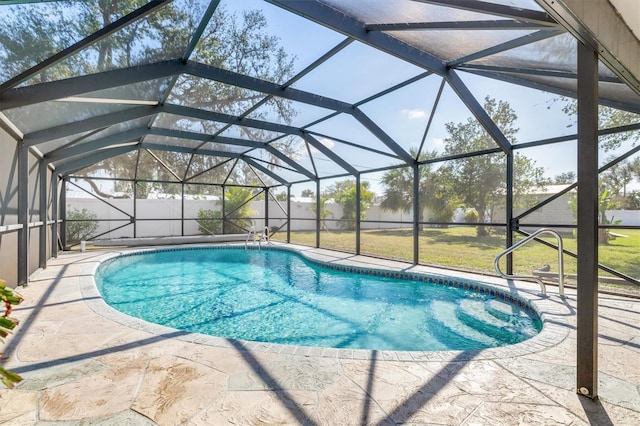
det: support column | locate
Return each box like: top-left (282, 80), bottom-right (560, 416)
top-left (51, 174), bottom-right (58, 258)
top-left (17, 142), bottom-right (29, 286)
top-left (287, 185), bottom-right (291, 243)
top-left (60, 178), bottom-right (67, 250)
top-left (355, 174), bottom-right (361, 255)
top-left (221, 185), bottom-right (225, 235)
top-left (133, 180), bottom-right (137, 238)
top-left (506, 151), bottom-right (514, 275)
top-left (264, 187), bottom-right (269, 235)
top-left (413, 163), bottom-right (419, 265)
top-left (316, 180), bottom-right (321, 248)
top-left (39, 161), bottom-right (48, 269)
top-left (576, 40), bottom-right (599, 399)
top-left (181, 182), bottom-right (185, 236)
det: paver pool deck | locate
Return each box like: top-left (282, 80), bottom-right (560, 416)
top-left (1, 243), bottom-right (639, 425)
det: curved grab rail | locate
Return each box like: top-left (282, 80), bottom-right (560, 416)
top-left (494, 228), bottom-right (565, 296)
top-left (245, 222), bottom-right (270, 250)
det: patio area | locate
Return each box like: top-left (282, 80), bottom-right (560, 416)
top-left (1, 244), bottom-right (639, 425)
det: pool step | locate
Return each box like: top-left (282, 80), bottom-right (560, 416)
top-left (456, 301), bottom-right (522, 346)
top-left (427, 301), bottom-right (498, 349)
top-left (485, 299), bottom-right (514, 323)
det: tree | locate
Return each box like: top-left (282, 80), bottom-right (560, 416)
top-left (568, 188), bottom-right (621, 244)
top-left (0, 2), bottom-right (298, 195)
top-left (301, 189), bottom-right (315, 198)
top-left (274, 191), bottom-right (288, 202)
top-left (65, 208), bottom-right (99, 243)
top-left (560, 101), bottom-right (640, 152)
top-left (553, 171), bottom-right (576, 184)
top-left (560, 99), bottom-right (640, 209)
top-left (380, 149), bottom-right (455, 228)
top-left (441, 97), bottom-right (546, 236)
top-left (309, 194), bottom-right (334, 232)
top-left (224, 186), bottom-right (257, 234)
top-left (324, 179), bottom-right (374, 230)
top-left (601, 156), bottom-right (635, 199)
top-left (197, 209), bottom-right (222, 235)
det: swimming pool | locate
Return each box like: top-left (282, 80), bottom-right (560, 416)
top-left (95, 246), bottom-right (542, 351)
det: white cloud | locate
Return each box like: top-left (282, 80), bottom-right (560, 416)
top-left (430, 137), bottom-right (445, 147)
top-left (310, 138), bottom-right (335, 153)
top-left (401, 108), bottom-right (427, 119)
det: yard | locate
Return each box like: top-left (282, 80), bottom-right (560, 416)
top-left (275, 227), bottom-right (640, 290)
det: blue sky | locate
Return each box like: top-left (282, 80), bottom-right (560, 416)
top-left (10, 0), bottom-right (635, 198)
top-left (220, 0), bottom-right (599, 196)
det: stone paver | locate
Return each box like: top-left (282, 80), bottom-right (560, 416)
top-left (1, 244), bottom-right (639, 425)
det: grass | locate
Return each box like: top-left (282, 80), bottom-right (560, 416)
top-left (273, 227), bottom-right (640, 287)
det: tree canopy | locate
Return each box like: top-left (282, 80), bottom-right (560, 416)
top-left (0, 1), bottom-right (298, 197)
top-left (324, 179), bottom-right (374, 230)
top-left (440, 97), bottom-right (547, 235)
top-left (380, 149), bottom-right (454, 227)
top-left (379, 97), bottom-right (547, 237)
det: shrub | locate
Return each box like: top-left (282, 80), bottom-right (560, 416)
top-left (224, 187), bottom-right (257, 234)
top-left (65, 208), bottom-right (99, 243)
top-left (464, 208), bottom-right (479, 223)
top-left (1, 279), bottom-right (23, 389)
top-left (197, 209), bottom-right (222, 235)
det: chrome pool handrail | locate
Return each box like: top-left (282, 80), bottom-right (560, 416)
top-left (494, 228), bottom-right (565, 296)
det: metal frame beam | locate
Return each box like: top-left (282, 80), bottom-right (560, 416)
top-left (0, 0), bottom-right (172, 93)
top-left (140, 143), bottom-right (291, 185)
top-left (413, 163), bottom-right (420, 264)
top-left (306, 130), bottom-right (400, 160)
top-left (0, 59), bottom-right (183, 110)
top-left (447, 29), bottom-right (564, 67)
top-left (149, 127), bottom-right (261, 149)
top-left (413, 0), bottom-right (556, 25)
top-left (445, 69), bottom-right (512, 153)
top-left (39, 161), bottom-right (48, 269)
top-left (462, 69), bottom-right (640, 114)
top-left (184, 61), bottom-right (353, 113)
top-left (576, 40), bottom-right (599, 400)
top-left (268, 0), bottom-right (447, 74)
top-left (315, 179), bottom-right (321, 248)
top-left (243, 157), bottom-right (288, 185)
top-left (23, 106), bottom-right (158, 146)
top-left (365, 20), bottom-right (555, 32)
top-left (60, 178), bottom-right (66, 248)
top-left (162, 103), bottom-right (303, 135)
top-left (17, 142), bottom-right (29, 286)
top-left (181, 1), bottom-right (220, 61)
top-left (51, 174), bottom-right (58, 258)
top-left (141, 142), bottom-right (241, 160)
top-left (302, 134), bottom-right (358, 176)
top-left (537, 0), bottom-right (640, 96)
top-left (263, 145), bottom-right (317, 181)
top-left (351, 108), bottom-right (414, 165)
top-left (506, 151), bottom-right (514, 274)
top-left (55, 145), bottom-right (138, 176)
top-left (355, 173), bottom-right (361, 255)
top-left (46, 128), bottom-right (147, 162)
top-left (456, 64), bottom-right (622, 84)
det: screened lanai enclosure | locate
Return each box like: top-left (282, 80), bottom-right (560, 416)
top-left (1, 0), bottom-right (640, 399)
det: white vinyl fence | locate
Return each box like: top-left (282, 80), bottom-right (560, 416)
top-left (66, 197), bottom-right (640, 240)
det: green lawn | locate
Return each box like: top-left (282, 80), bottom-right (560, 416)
top-left (274, 227), bottom-right (640, 285)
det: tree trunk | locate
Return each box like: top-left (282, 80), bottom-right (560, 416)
top-left (476, 204), bottom-right (488, 237)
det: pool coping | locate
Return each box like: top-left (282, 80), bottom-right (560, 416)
top-left (79, 242), bottom-right (571, 362)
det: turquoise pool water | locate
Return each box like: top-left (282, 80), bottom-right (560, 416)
top-left (95, 247), bottom-right (542, 351)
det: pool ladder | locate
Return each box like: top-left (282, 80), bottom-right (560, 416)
top-left (245, 222), bottom-right (270, 250)
top-left (494, 228), bottom-right (565, 296)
